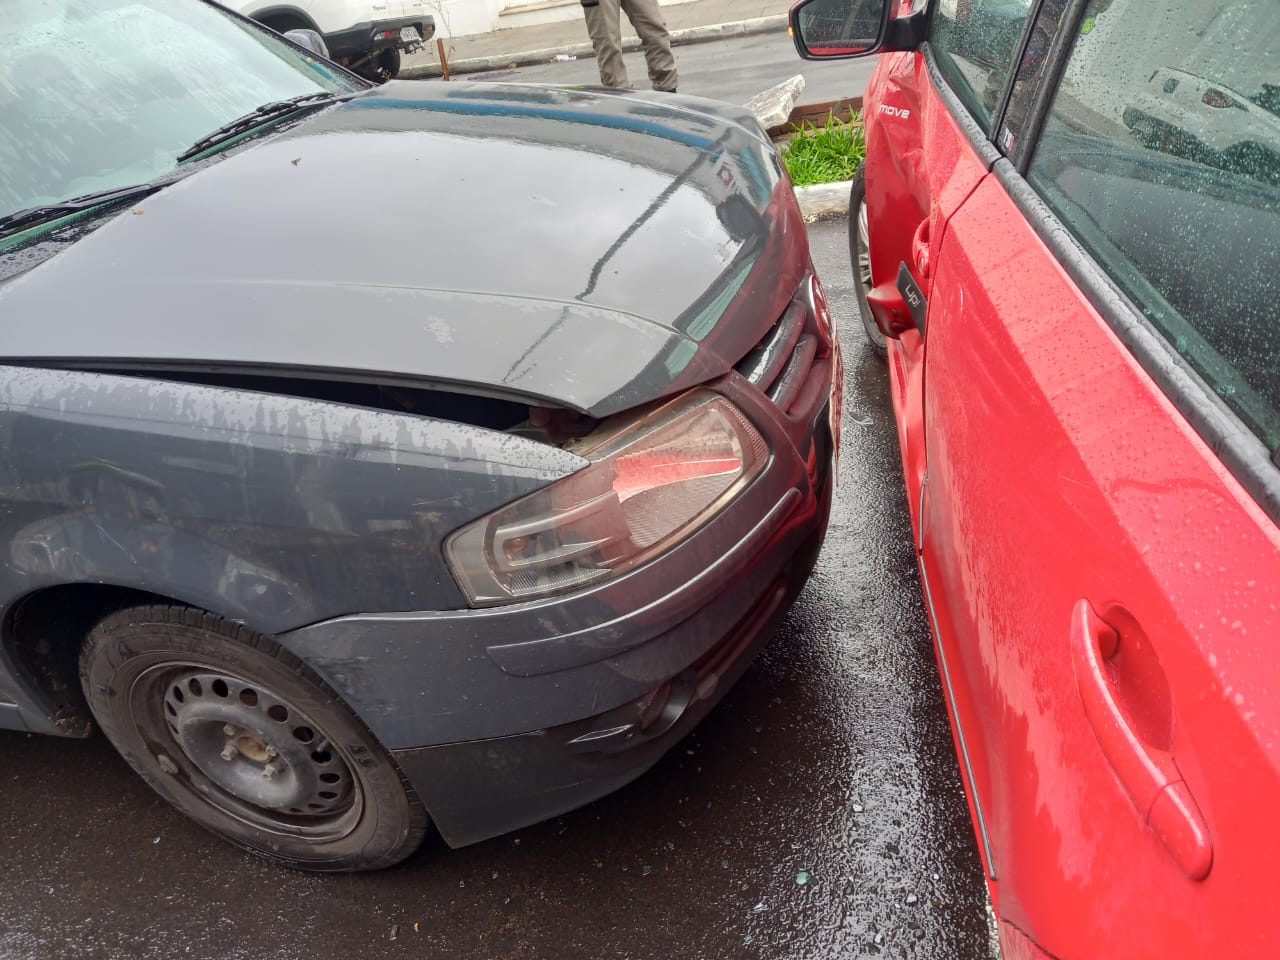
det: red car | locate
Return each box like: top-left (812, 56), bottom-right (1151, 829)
top-left (792, 0), bottom-right (1279, 956)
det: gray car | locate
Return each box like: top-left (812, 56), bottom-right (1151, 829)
top-left (0, 0), bottom-right (839, 870)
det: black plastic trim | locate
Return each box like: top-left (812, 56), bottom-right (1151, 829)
top-left (1008, 0), bottom-right (1092, 172)
top-left (988, 0), bottom-right (1045, 136)
top-left (897, 262), bottom-right (927, 334)
top-left (883, 11), bottom-right (929, 51)
top-left (739, 300), bottom-right (806, 392)
top-left (992, 158), bottom-right (1280, 525)
top-left (322, 17), bottom-right (435, 57)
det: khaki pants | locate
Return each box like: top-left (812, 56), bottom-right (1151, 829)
top-left (582, 0), bottom-right (678, 92)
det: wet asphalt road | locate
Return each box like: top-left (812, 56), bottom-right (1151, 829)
top-left (0, 220), bottom-right (993, 960)
top-left (440, 32), bottom-right (878, 107)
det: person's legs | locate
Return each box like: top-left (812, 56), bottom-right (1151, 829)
top-left (620, 0), bottom-right (678, 92)
top-left (582, 0), bottom-right (630, 89)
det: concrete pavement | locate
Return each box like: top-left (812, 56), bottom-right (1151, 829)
top-left (403, 0), bottom-right (793, 78)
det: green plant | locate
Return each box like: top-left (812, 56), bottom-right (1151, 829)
top-left (779, 113), bottom-right (866, 187)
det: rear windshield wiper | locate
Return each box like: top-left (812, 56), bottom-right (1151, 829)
top-left (177, 91), bottom-right (353, 163)
top-left (0, 180), bottom-right (176, 239)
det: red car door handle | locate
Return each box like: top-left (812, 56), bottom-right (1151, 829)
top-left (1070, 600), bottom-right (1213, 880)
top-left (911, 218), bottom-right (932, 281)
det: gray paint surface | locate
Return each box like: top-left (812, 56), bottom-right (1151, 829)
top-left (1, 81), bottom-right (804, 417)
top-left (0, 220), bottom-right (995, 960)
top-left (0, 364), bottom-right (583, 624)
top-left (0, 75), bottom-right (818, 733)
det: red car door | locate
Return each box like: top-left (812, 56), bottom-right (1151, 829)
top-left (860, 0), bottom-right (1035, 530)
top-left (917, 0), bottom-right (1280, 956)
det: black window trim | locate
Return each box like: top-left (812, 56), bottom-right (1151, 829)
top-left (922, 41), bottom-right (1002, 170)
top-left (1005, 0), bottom-right (1093, 172)
top-left (921, 0), bottom-right (1052, 166)
top-left (987, 0), bottom-right (1046, 138)
top-left (992, 157), bottom-right (1280, 525)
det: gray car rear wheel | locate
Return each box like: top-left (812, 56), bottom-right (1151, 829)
top-left (80, 605), bottom-right (428, 871)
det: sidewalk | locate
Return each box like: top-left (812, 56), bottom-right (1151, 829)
top-left (402, 0), bottom-right (793, 79)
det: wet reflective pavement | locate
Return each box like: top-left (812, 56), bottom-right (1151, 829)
top-left (0, 220), bottom-right (994, 960)
top-left (456, 32), bottom-right (878, 106)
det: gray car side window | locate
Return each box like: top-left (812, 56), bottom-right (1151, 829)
top-left (1027, 0), bottom-right (1280, 457)
top-left (929, 0), bottom-right (1036, 134)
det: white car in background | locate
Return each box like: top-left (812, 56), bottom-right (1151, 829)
top-left (1123, 67), bottom-right (1280, 184)
top-left (230, 0), bottom-right (434, 81)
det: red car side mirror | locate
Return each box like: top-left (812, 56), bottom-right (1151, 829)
top-left (788, 0), bottom-right (926, 60)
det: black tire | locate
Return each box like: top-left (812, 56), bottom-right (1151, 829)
top-left (80, 605), bottom-right (428, 872)
top-left (848, 170), bottom-right (887, 360)
top-left (354, 48), bottom-right (400, 83)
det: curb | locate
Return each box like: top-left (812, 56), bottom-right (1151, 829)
top-left (401, 14), bottom-right (788, 80)
top-left (794, 180), bottom-right (852, 222)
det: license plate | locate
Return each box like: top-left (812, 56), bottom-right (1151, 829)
top-left (400, 26), bottom-right (421, 43)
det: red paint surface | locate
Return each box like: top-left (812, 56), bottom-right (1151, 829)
top-left (862, 19), bottom-right (1280, 960)
top-left (861, 50), bottom-right (987, 340)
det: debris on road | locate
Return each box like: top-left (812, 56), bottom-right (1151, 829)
top-left (745, 73), bottom-right (806, 129)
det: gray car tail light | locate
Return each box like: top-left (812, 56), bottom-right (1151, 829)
top-left (445, 391), bottom-right (767, 606)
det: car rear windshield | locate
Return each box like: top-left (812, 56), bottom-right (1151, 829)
top-left (0, 0), bottom-right (356, 220)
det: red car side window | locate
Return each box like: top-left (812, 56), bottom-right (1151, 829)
top-left (928, 0), bottom-right (1036, 134)
top-left (1027, 0), bottom-right (1280, 457)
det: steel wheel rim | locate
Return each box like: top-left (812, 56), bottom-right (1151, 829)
top-left (132, 662), bottom-right (363, 842)
top-left (855, 194), bottom-right (887, 350)
top-left (856, 198), bottom-right (873, 292)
